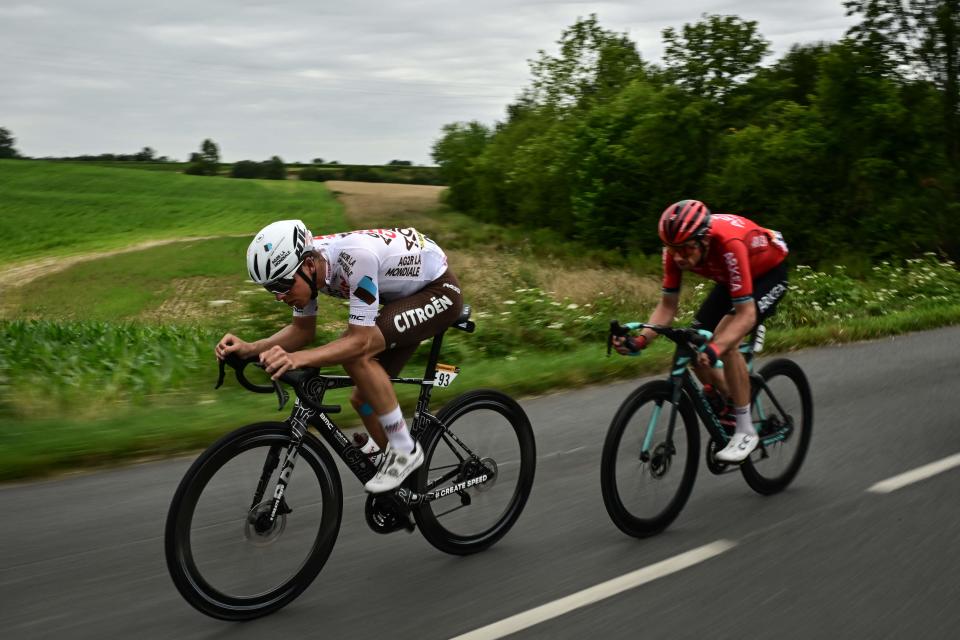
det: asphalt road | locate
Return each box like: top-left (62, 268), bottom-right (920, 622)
top-left (2, 326), bottom-right (959, 639)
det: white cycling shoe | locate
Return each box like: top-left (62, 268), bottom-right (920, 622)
top-left (716, 432), bottom-right (759, 463)
top-left (364, 443), bottom-right (424, 493)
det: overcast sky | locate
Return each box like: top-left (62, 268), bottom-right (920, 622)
top-left (0, 1), bottom-right (856, 165)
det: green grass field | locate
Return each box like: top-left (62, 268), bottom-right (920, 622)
top-left (0, 159), bottom-right (345, 267)
top-left (1, 160), bottom-right (959, 481)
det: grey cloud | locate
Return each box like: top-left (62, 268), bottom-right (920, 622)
top-left (1, 0), bottom-right (855, 164)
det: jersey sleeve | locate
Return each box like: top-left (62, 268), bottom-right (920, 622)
top-left (661, 248), bottom-right (682, 294)
top-left (344, 248), bottom-right (381, 326)
top-left (292, 299), bottom-right (318, 318)
top-left (720, 239), bottom-right (754, 302)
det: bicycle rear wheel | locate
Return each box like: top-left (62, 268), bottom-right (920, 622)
top-left (413, 389), bottom-right (536, 555)
top-left (601, 380), bottom-right (700, 538)
top-left (741, 358), bottom-right (813, 495)
top-left (165, 423), bottom-right (342, 620)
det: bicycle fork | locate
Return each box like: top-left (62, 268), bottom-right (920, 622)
top-left (250, 404), bottom-right (311, 527)
top-left (644, 357), bottom-right (696, 459)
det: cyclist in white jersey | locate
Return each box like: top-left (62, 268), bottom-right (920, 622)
top-left (215, 221), bottom-right (464, 493)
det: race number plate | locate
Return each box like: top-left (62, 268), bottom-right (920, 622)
top-left (433, 363), bottom-right (460, 387)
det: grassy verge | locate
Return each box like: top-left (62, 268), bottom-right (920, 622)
top-left (3, 304), bottom-right (959, 482)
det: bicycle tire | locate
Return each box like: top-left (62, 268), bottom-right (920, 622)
top-left (165, 422), bottom-right (342, 620)
top-left (413, 389), bottom-right (536, 555)
top-left (601, 380), bottom-right (700, 538)
top-left (741, 358), bottom-right (813, 495)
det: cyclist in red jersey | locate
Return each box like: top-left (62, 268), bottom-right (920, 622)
top-left (613, 200), bottom-right (789, 463)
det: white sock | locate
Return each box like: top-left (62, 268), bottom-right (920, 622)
top-left (378, 405), bottom-right (415, 453)
top-left (734, 405), bottom-right (754, 436)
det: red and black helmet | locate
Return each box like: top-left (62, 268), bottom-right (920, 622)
top-left (658, 199), bottom-right (712, 245)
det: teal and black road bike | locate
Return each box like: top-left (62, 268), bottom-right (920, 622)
top-left (600, 321), bottom-right (813, 538)
top-left (165, 307), bottom-right (536, 620)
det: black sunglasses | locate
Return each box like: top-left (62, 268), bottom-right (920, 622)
top-left (263, 275), bottom-right (297, 295)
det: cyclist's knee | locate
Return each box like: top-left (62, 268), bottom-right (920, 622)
top-left (343, 352), bottom-right (378, 371)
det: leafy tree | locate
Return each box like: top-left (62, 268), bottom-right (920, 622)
top-left (230, 160), bottom-right (263, 179)
top-left (845, 0), bottom-right (959, 173)
top-left (263, 156), bottom-right (287, 180)
top-left (432, 121), bottom-right (491, 211)
top-left (912, 0), bottom-right (960, 170)
top-left (526, 14), bottom-right (645, 110)
top-left (662, 14), bottom-right (771, 102)
top-left (0, 127), bottom-right (19, 159)
top-left (843, 0), bottom-right (913, 76)
top-left (764, 43), bottom-right (834, 106)
top-left (134, 146), bottom-right (156, 161)
top-left (184, 139), bottom-right (220, 176)
top-left (434, 12), bottom-right (960, 261)
top-left (387, 159), bottom-right (413, 166)
top-left (201, 139), bottom-right (219, 165)
top-left (299, 166), bottom-right (327, 181)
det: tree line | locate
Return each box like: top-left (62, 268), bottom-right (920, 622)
top-left (0, 132), bottom-right (442, 185)
top-left (432, 1), bottom-right (960, 265)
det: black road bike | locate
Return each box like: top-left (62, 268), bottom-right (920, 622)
top-left (164, 306), bottom-right (536, 620)
top-left (600, 321), bottom-right (812, 538)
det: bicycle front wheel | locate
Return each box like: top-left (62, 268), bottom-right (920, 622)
top-left (601, 380), bottom-right (700, 538)
top-left (413, 389), bottom-right (536, 555)
top-left (741, 358), bottom-right (813, 495)
top-left (165, 422), bottom-right (343, 620)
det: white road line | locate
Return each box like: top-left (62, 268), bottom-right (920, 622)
top-left (867, 452), bottom-right (960, 494)
top-left (449, 539), bottom-right (737, 640)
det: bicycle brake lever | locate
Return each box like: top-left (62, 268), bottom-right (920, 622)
top-left (607, 320), bottom-right (625, 356)
top-left (215, 359), bottom-right (226, 389)
top-left (273, 380), bottom-right (290, 411)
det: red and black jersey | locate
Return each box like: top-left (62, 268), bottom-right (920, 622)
top-left (662, 214), bottom-right (788, 302)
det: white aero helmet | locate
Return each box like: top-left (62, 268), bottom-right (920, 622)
top-left (246, 219), bottom-right (312, 286)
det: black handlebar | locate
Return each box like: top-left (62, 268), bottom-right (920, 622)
top-left (216, 354), bottom-right (342, 414)
top-left (607, 320), bottom-right (715, 360)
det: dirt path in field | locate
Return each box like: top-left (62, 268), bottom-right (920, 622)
top-left (325, 180), bottom-right (445, 227)
top-left (0, 235), bottom-right (241, 290)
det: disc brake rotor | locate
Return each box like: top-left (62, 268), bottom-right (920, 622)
top-left (244, 500), bottom-right (287, 547)
top-left (649, 443), bottom-right (672, 478)
top-left (474, 457), bottom-right (498, 492)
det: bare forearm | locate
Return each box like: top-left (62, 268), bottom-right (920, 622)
top-left (642, 296), bottom-right (679, 342)
top-left (251, 324), bottom-right (314, 354)
top-left (295, 332), bottom-right (378, 369)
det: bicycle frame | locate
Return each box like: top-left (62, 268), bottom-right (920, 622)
top-left (641, 324), bottom-right (792, 461)
top-left (241, 319), bottom-right (485, 527)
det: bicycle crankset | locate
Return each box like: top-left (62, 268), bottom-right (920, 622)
top-left (244, 499), bottom-right (290, 546)
top-left (365, 494), bottom-right (415, 535)
top-left (705, 440), bottom-right (739, 475)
